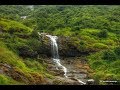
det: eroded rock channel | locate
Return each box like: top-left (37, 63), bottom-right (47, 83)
top-left (43, 57), bottom-right (95, 85)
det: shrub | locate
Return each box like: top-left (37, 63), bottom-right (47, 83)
top-left (91, 60), bottom-right (105, 69)
top-left (0, 19), bottom-right (33, 34)
top-left (98, 29), bottom-right (108, 38)
top-left (80, 35), bottom-right (97, 44)
top-left (93, 43), bottom-right (108, 49)
top-left (17, 45), bottom-right (38, 58)
top-left (102, 50), bottom-right (117, 61)
top-left (71, 26), bottom-right (80, 31)
top-left (101, 39), bottom-right (115, 46)
top-left (110, 60), bottom-right (120, 68)
top-left (30, 30), bottom-right (39, 39)
top-left (114, 47), bottom-right (120, 56)
top-left (79, 40), bottom-right (87, 51)
top-left (26, 38), bottom-right (41, 51)
top-left (53, 27), bottom-right (72, 36)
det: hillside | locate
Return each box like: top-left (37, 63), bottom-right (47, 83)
top-left (0, 5), bottom-right (120, 85)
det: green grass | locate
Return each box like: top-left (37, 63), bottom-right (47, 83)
top-left (0, 18), bottom-right (33, 34)
top-left (92, 43), bottom-right (108, 50)
top-left (0, 44), bottom-right (26, 68)
top-left (87, 50), bottom-right (120, 82)
top-left (0, 41), bottom-right (53, 84)
top-left (0, 74), bottom-right (22, 85)
top-left (53, 27), bottom-right (73, 36)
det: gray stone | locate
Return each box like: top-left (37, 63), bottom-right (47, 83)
top-left (0, 70), bottom-right (4, 74)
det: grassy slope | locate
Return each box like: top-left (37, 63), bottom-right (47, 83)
top-left (0, 18), bottom-right (32, 34)
top-left (0, 19), bottom-right (53, 85)
top-left (87, 51), bottom-right (120, 83)
top-left (0, 16), bottom-right (119, 84)
top-left (0, 41), bottom-right (54, 84)
top-left (53, 28), bottom-right (120, 83)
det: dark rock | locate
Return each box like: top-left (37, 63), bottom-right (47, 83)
top-left (18, 45), bottom-right (38, 58)
top-left (3, 63), bottom-right (11, 69)
top-left (0, 70), bottom-right (4, 74)
top-left (58, 36), bottom-right (90, 57)
top-left (86, 79), bottom-right (95, 85)
top-left (38, 35), bottom-right (90, 58)
top-left (52, 76), bottom-right (80, 85)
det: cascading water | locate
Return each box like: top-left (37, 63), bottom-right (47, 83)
top-left (38, 32), bottom-right (67, 78)
top-left (38, 32), bottom-right (87, 84)
top-left (46, 35), bottom-right (68, 78)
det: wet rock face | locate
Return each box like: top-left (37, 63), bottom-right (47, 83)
top-left (37, 37), bottom-right (52, 57)
top-left (86, 79), bottom-right (95, 85)
top-left (39, 36), bottom-right (90, 57)
top-left (58, 36), bottom-right (87, 57)
top-left (65, 49), bottom-right (80, 57)
top-left (18, 45), bottom-right (38, 58)
top-left (38, 44), bottom-right (51, 57)
top-left (51, 76), bottom-right (81, 85)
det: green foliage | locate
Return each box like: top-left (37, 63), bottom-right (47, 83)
top-left (98, 29), bottom-right (108, 38)
top-left (16, 43), bottom-right (38, 58)
top-left (21, 18), bottom-right (37, 29)
top-left (0, 74), bottom-right (21, 85)
top-left (100, 39), bottom-right (115, 46)
top-left (88, 50), bottom-right (120, 81)
top-left (53, 27), bottom-right (73, 36)
top-left (110, 60), bottom-right (120, 68)
top-left (0, 43), bottom-right (26, 68)
top-left (30, 30), bottom-right (39, 39)
top-left (91, 60), bottom-right (105, 69)
top-left (0, 5), bottom-right (120, 34)
top-left (0, 19), bottom-right (32, 34)
top-left (0, 41), bottom-right (52, 84)
top-left (0, 5), bottom-right (120, 84)
top-left (78, 40), bottom-right (87, 51)
top-left (24, 60), bottom-right (45, 71)
top-left (102, 50), bottom-right (117, 61)
top-left (93, 43), bottom-right (108, 50)
top-left (114, 47), bottom-right (120, 56)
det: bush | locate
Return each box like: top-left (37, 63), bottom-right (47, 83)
top-left (17, 45), bottom-right (38, 58)
top-left (98, 29), bottom-right (108, 38)
top-left (79, 40), bottom-right (87, 51)
top-left (91, 60), bottom-right (105, 69)
top-left (102, 50), bottom-right (117, 61)
top-left (53, 27), bottom-right (72, 36)
top-left (0, 19), bottom-right (33, 34)
top-left (27, 38), bottom-right (41, 51)
top-left (30, 30), bottom-right (39, 39)
top-left (93, 43), bottom-right (108, 49)
top-left (71, 26), bottom-right (80, 31)
top-left (114, 47), bottom-right (120, 56)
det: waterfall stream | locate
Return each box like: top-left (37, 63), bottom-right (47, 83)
top-left (38, 32), bottom-right (67, 78)
top-left (38, 32), bottom-right (87, 84)
top-left (46, 35), bottom-right (68, 78)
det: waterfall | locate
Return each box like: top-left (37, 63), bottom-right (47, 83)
top-left (46, 35), bottom-right (67, 78)
top-left (38, 32), bottom-right (87, 85)
top-left (38, 32), bottom-right (67, 78)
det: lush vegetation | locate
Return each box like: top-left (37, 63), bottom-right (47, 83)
top-left (0, 5), bottom-right (120, 85)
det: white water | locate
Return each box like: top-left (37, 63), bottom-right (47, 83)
top-left (46, 35), bottom-right (68, 78)
top-left (38, 32), bottom-right (87, 84)
top-left (77, 79), bottom-right (86, 85)
top-left (38, 32), bottom-right (67, 78)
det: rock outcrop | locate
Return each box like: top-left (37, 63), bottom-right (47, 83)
top-left (38, 36), bottom-right (90, 57)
